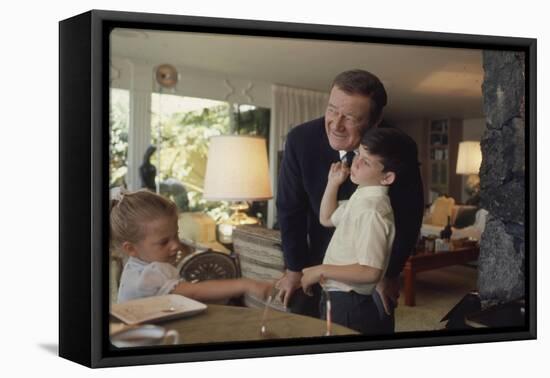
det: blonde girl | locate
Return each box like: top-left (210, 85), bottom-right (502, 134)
top-left (110, 189), bottom-right (272, 303)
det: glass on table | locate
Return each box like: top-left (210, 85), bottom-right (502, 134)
top-left (319, 275), bottom-right (332, 336)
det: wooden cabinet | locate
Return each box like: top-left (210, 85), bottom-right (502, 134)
top-left (423, 119), bottom-right (463, 204)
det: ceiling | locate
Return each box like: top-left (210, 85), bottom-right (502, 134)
top-left (111, 28), bottom-right (485, 123)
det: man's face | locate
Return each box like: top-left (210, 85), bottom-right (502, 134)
top-left (325, 86), bottom-right (374, 151)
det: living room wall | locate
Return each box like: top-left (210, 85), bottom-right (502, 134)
top-left (396, 117), bottom-right (485, 205)
top-left (110, 57), bottom-right (273, 108)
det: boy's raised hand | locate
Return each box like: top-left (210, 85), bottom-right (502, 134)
top-left (301, 265), bottom-right (323, 296)
top-left (327, 162), bottom-right (350, 186)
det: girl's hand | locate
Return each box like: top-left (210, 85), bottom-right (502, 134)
top-left (245, 279), bottom-right (274, 300)
top-left (327, 162), bottom-right (349, 187)
top-left (301, 265), bottom-right (323, 296)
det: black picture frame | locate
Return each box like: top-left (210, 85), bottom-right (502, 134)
top-left (59, 9), bottom-right (536, 368)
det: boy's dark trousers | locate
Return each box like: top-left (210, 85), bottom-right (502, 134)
top-left (320, 290), bottom-right (394, 335)
top-left (288, 285), bottom-right (322, 318)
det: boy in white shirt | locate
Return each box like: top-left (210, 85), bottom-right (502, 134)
top-left (301, 127), bottom-right (419, 334)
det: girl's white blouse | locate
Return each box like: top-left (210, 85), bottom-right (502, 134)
top-left (117, 256), bottom-right (181, 303)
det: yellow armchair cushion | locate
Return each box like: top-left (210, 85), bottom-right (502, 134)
top-left (425, 196), bottom-right (455, 226)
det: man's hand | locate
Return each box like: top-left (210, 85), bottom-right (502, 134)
top-left (275, 270), bottom-right (303, 308)
top-left (375, 276), bottom-right (400, 315)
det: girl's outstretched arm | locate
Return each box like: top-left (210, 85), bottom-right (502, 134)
top-left (171, 278), bottom-right (273, 302)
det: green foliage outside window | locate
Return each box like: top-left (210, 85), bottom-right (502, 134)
top-left (152, 103), bottom-right (232, 221)
top-left (109, 90), bottom-right (270, 223)
top-left (152, 102), bottom-right (270, 222)
top-left (109, 89), bottom-right (129, 188)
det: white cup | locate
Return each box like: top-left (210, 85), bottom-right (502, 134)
top-left (111, 325), bottom-right (179, 348)
top-left (435, 238), bottom-right (450, 252)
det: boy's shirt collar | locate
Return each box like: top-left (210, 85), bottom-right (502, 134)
top-left (354, 185), bottom-right (389, 197)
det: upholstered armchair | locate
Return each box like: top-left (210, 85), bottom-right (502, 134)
top-left (421, 196), bottom-right (488, 240)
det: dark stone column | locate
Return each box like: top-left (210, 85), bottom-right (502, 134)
top-left (478, 51), bottom-right (525, 308)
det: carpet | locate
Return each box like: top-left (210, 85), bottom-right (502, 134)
top-left (395, 264), bottom-right (478, 332)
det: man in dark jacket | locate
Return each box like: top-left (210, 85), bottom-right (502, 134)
top-left (275, 69), bottom-right (424, 332)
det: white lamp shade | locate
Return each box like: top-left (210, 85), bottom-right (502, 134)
top-left (456, 141), bottom-right (482, 175)
top-left (203, 135), bottom-right (273, 201)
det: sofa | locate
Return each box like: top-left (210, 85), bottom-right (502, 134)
top-left (421, 196), bottom-right (488, 241)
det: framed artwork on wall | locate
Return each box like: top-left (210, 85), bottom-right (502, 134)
top-left (59, 9), bottom-right (536, 368)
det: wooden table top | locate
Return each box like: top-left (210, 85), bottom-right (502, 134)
top-left (111, 303), bottom-right (358, 345)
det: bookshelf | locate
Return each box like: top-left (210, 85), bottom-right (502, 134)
top-left (425, 119), bottom-right (463, 203)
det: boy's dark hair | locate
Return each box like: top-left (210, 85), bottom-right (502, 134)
top-left (360, 127), bottom-right (419, 184)
top-left (331, 69), bottom-right (388, 127)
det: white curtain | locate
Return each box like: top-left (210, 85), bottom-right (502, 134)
top-left (270, 84), bottom-right (329, 153)
top-left (267, 84), bottom-right (329, 227)
top-left (126, 89), bottom-right (152, 191)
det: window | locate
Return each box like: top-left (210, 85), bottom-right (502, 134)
top-left (150, 94), bottom-right (270, 222)
top-left (109, 88), bottom-right (130, 188)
